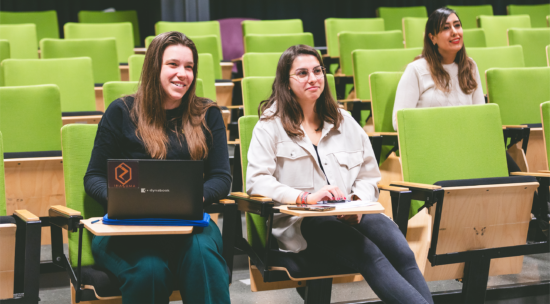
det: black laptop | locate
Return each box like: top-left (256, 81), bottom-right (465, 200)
top-left (107, 159), bottom-right (203, 220)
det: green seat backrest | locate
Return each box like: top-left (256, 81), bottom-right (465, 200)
top-left (462, 28), bottom-right (487, 47)
top-left (324, 18), bottom-right (385, 57)
top-left (198, 53), bottom-right (216, 101)
top-left (0, 85), bottom-right (62, 152)
top-left (244, 33), bottom-right (314, 53)
top-left (145, 35), bottom-right (154, 48)
top-left (64, 22), bottom-right (134, 64)
top-left (467, 45), bottom-right (525, 94)
top-left (128, 54), bottom-right (145, 82)
top-left (61, 124), bottom-right (103, 267)
top-left (508, 4), bottom-right (550, 28)
top-left (192, 35), bottom-right (223, 79)
top-left (238, 115), bottom-right (267, 252)
top-left (478, 15), bottom-right (531, 47)
top-left (242, 19), bottom-right (303, 37)
top-left (103, 81), bottom-right (139, 110)
top-left (78, 10), bottom-right (141, 47)
top-left (353, 48), bottom-right (420, 100)
top-left (40, 38), bottom-right (120, 84)
top-left (0, 24), bottom-right (38, 59)
top-left (155, 21), bottom-right (222, 57)
top-left (402, 17), bottom-right (427, 48)
top-left (377, 6), bottom-right (428, 31)
top-left (487, 67), bottom-right (550, 125)
top-left (195, 78), bottom-right (204, 98)
top-left (0, 39), bottom-right (9, 86)
top-left (542, 101), bottom-right (550, 169)
top-left (0, 132), bottom-right (5, 216)
top-left (243, 52), bottom-right (281, 77)
top-left (397, 104), bottom-right (508, 215)
top-left (339, 31), bottom-right (404, 76)
top-left (446, 5), bottom-right (494, 29)
top-left (547, 45), bottom-right (550, 65)
top-left (508, 28), bottom-right (550, 67)
top-left (3, 57), bottom-right (96, 112)
top-left (326, 74), bottom-right (337, 101)
top-left (369, 72), bottom-right (403, 133)
top-left (0, 11), bottom-right (58, 44)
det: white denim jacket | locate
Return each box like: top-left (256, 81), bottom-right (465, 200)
top-left (246, 106), bottom-right (381, 253)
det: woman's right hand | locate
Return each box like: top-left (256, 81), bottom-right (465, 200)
top-left (306, 185), bottom-right (346, 204)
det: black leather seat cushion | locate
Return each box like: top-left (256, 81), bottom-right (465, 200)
top-left (4, 150), bottom-right (62, 159)
top-left (62, 111), bottom-right (104, 117)
top-left (434, 175), bottom-right (537, 188)
top-left (0, 215), bottom-right (16, 224)
top-left (268, 250), bottom-right (356, 279)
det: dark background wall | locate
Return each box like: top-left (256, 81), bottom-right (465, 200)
top-left (0, 0), bottom-right (547, 46)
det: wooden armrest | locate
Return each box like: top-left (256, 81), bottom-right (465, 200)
top-left (389, 181), bottom-right (442, 190)
top-left (230, 192), bottom-right (249, 198)
top-left (231, 78), bottom-right (243, 82)
top-left (334, 73), bottom-right (348, 77)
top-left (231, 57), bottom-right (242, 62)
top-left (338, 99), bottom-right (362, 103)
top-left (367, 132), bottom-right (398, 137)
top-left (249, 195), bottom-right (273, 202)
top-left (538, 170), bottom-right (550, 173)
top-left (502, 125), bottom-right (528, 129)
top-left (220, 62), bottom-right (233, 67)
top-left (13, 210), bottom-right (40, 222)
top-left (378, 184), bottom-right (409, 192)
top-left (511, 172), bottom-right (550, 178)
top-left (225, 105), bottom-right (243, 109)
top-left (219, 199), bottom-right (235, 204)
top-left (50, 205), bottom-right (81, 216)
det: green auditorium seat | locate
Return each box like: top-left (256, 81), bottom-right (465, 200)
top-left (467, 45), bottom-right (525, 94)
top-left (198, 53), bottom-right (217, 101)
top-left (446, 5), bottom-right (493, 29)
top-left (155, 21), bottom-right (222, 57)
top-left (241, 19), bottom-right (303, 37)
top-left (377, 6), bottom-right (428, 31)
top-left (402, 17), bottom-right (427, 48)
top-left (244, 33), bottom-right (314, 53)
top-left (508, 4), bottom-right (550, 28)
top-left (462, 28), bottom-right (486, 47)
top-left (369, 72), bottom-right (404, 135)
top-left (242, 52), bottom-right (281, 77)
top-left (478, 15), bottom-right (531, 47)
top-left (145, 35), bottom-right (154, 48)
top-left (40, 38), bottom-right (121, 84)
top-left (547, 45), bottom-right (550, 66)
top-left (128, 54), bottom-right (145, 82)
top-left (542, 101), bottom-right (550, 170)
top-left (0, 39), bottom-right (9, 86)
top-left (64, 22), bottom-right (134, 64)
top-left (0, 24), bottom-right (38, 59)
top-left (0, 10), bottom-right (59, 44)
top-left (508, 28), bottom-right (550, 67)
top-left (324, 18), bottom-right (385, 58)
top-left (102, 81), bottom-right (139, 110)
top-left (192, 35), bottom-right (223, 80)
top-left (78, 10), bottom-right (141, 47)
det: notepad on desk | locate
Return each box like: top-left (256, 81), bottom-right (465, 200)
top-left (316, 200), bottom-right (377, 210)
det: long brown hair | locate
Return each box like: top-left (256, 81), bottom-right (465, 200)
top-left (130, 31), bottom-right (215, 160)
top-left (259, 45), bottom-right (342, 138)
top-left (422, 7), bottom-right (477, 94)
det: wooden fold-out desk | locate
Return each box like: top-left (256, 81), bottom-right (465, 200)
top-left (81, 217), bottom-right (193, 236)
top-left (275, 202), bottom-right (384, 217)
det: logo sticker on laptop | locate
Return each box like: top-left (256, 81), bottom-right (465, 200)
top-left (108, 161), bottom-right (139, 188)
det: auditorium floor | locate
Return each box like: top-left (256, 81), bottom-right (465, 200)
top-left (37, 213), bottom-right (550, 304)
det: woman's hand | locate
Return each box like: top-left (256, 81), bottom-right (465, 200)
top-left (306, 185), bottom-right (346, 204)
top-left (337, 214), bottom-right (362, 225)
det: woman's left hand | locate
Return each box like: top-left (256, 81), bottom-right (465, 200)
top-left (337, 214), bottom-right (362, 225)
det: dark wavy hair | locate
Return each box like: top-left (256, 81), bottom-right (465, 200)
top-left (259, 45), bottom-right (342, 138)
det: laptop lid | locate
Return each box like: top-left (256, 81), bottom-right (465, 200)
top-left (107, 159), bottom-right (203, 220)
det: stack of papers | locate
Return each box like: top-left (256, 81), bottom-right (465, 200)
top-left (317, 200), bottom-right (376, 210)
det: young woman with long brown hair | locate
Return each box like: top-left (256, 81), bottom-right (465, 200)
top-left (246, 45), bottom-right (433, 304)
top-left (392, 7), bottom-right (484, 131)
top-left (84, 31), bottom-right (231, 304)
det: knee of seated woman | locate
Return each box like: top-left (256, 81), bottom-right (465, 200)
top-left (120, 255), bottom-right (172, 286)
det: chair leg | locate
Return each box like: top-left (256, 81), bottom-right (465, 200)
top-left (221, 203), bottom-right (238, 283)
top-left (304, 278), bottom-right (332, 304)
top-left (462, 258), bottom-right (491, 304)
top-left (13, 216), bottom-right (41, 304)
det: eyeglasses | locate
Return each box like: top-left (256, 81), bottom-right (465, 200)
top-left (289, 66), bottom-right (325, 81)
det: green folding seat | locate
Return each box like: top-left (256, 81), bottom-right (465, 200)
top-left (338, 31), bottom-right (404, 77)
top-left (40, 38), bottom-right (120, 84)
top-left (242, 19), bottom-right (303, 37)
top-left (64, 22), bottom-right (134, 64)
top-left (244, 33), bottom-right (314, 53)
top-left (377, 6), bottom-right (428, 31)
top-left (0, 39), bottom-right (9, 86)
top-left (0, 24), bottom-right (38, 59)
top-left (102, 81), bottom-right (139, 110)
top-left (155, 21), bottom-right (222, 57)
top-left (508, 28), bottom-right (550, 67)
top-left (543, 101), bottom-right (550, 170)
top-left (192, 35), bottom-right (223, 79)
top-left (145, 35), bottom-right (154, 48)
top-left (547, 45), bottom-right (550, 65)
top-left (197, 53), bottom-right (217, 101)
top-left (0, 10), bottom-right (59, 44)
top-left (78, 10), bottom-right (141, 47)
top-left (462, 28), bottom-right (486, 47)
top-left (3, 58), bottom-right (96, 113)
top-left (478, 15), bottom-right (531, 47)
top-left (128, 54), bottom-right (145, 82)
top-left (402, 17), bottom-right (427, 48)
top-left (242, 52), bottom-right (281, 77)
top-left (467, 45), bottom-right (525, 94)
top-left (446, 5), bottom-right (494, 29)
top-left (508, 4), bottom-right (550, 28)
top-left (324, 18), bottom-right (385, 58)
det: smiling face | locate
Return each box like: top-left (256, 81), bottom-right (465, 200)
top-left (160, 44), bottom-right (194, 108)
top-left (288, 54), bottom-right (325, 105)
top-left (429, 13), bottom-right (463, 59)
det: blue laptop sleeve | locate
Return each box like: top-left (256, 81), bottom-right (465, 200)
top-left (102, 213), bottom-right (210, 227)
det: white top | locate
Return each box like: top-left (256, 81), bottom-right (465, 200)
top-left (246, 105), bottom-right (380, 253)
top-left (392, 58), bottom-right (485, 131)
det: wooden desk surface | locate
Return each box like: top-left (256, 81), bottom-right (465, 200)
top-left (275, 202), bottom-right (384, 217)
top-left (81, 217), bottom-right (194, 236)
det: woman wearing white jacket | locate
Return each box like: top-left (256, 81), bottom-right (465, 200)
top-left (245, 44), bottom-right (433, 304)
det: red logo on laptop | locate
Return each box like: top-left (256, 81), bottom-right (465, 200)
top-left (115, 163), bottom-right (132, 185)
top-left (108, 161), bottom-right (139, 188)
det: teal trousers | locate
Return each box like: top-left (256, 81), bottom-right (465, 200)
top-left (91, 220), bottom-right (230, 304)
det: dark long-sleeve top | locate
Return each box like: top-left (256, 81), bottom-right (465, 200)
top-left (84, 96), bottom-right (232, 213)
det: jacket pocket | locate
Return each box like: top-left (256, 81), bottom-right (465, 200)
top-left (333, 151), bottom-right (363, 191)
top-left (275, 142), bottom-right (313, 189)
